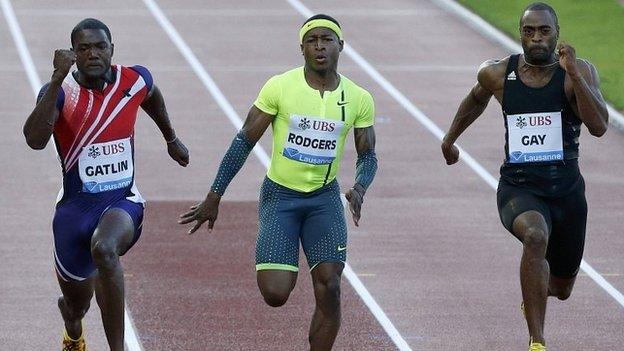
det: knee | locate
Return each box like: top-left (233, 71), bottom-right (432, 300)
top-left (261, 289), bottom-right (290, 307)
top-left (555, 290), bottom-right (572, 301)
top-left (521, 226), bottom-right (548, 251)
top-left (315, 275), bottom-right (342, 303)
top-left (91, 240), bottom-right (119, 271)
top-left (550, 286), bottom-right (573, 301)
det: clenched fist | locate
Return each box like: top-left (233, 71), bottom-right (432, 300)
top-left (558, 43), bottom-right (580, 79)
top-left (51, 49), bottom-right (76, 82)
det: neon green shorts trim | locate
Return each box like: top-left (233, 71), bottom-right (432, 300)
top-left (255, 263), bottom-right (299, 272)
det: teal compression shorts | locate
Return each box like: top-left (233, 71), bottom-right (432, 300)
top-left (256, 177), bottom-right (347, 272)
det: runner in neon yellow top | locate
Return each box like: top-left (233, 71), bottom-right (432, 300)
top-left (255, 67), bottom-right (374, 192)
top-left (180, 14), bottom-right (378, 349)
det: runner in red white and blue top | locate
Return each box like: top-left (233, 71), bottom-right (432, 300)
top-left (23, 18), bottom-right (189, 351)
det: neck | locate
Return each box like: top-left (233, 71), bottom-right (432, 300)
top-left (75, 67), bottom-right (113, 91)
top-left (304, 65), bottom-right (339, 91)
top-left (521, 53), bottom-right (558, 70)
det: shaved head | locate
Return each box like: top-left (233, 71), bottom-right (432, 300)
top-left (520, 2), bottom-right (558, 27)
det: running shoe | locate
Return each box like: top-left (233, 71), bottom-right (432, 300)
top-left (62, 324), bottom-right (86, 351)
top-left (529, 341), bottom-right (546, 351)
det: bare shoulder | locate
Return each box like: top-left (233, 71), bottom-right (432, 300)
top-left (477, 56), bottom-right (509, 91)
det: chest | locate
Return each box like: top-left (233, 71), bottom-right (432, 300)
top-left (277, 87), bottom-right (357, 128)
top-left (59, 79), bottom-right (143, 142)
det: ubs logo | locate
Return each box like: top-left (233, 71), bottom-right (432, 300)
top-left (299, 118), bottom-right (311, 131)
top-left (529, 115), bottom-right (552, 126)
top-left (87, 142), bottom-right (126, 159)
top-left (312, 121), bottom-right (336, 132)
top-left (102, 143), bottom-right (126, 155)
top-left (516, 116), bottom-right (527, 129)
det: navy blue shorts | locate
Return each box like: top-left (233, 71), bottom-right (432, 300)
top-left (53, 197), bottom-right (144, 282)
top-left (256, 177), bottom-right (347, 272)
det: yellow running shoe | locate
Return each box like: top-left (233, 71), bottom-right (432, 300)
top-left (62, 323), bottom-right (86, 351)
top-left (529, 342), bottom-right (546, 351)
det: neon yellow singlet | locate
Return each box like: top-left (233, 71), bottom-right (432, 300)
top-left (254, 67), bottom-right (375, 193)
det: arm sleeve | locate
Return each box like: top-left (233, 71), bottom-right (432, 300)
top-left (130, 65), bottom-right (154, 93)
top-left (209, 132), bottom-right (256, 196)
top-left (253, 75), bottom-right (281, 116)
top-left (37, 82), bottom-right (65, 110)
top-left (355, 150), bottom-right (378, 191)
top-left (354, 90), bottom-right (375, 128)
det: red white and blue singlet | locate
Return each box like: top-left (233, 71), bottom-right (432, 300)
top-left (38, 65), bottom-right (152, 281)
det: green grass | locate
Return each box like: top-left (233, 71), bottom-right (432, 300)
top-left (456, 0), bottom-right (624, 110)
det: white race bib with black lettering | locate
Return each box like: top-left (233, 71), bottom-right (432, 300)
top-left (506, 111), bottom-right (563, 163)
top-left (283, 115), bottom-right (344, 165)
top-left (78, 138), bottom-right (133, 193)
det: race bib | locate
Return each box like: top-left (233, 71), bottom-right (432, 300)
top-left (506, 111), bottom-right (563, 163)
top-left (78, 138), bottom-right (134, 193)
top-left (283, 115), bottom-right (344, 165)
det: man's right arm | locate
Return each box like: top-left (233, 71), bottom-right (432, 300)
top-left (208, 105), bottom-right (273, 197)
top-left (23, 80), bottom-right (62, 150)
top-left (178, 105), bottom-right (274, 234)
top-left (441, 60), bottom-right (500, 165)
top-left (23, 49), bottom-right (75, 150)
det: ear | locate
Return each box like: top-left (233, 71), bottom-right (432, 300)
top-left (300, 43), bottom-right (304, 55)
top-left (338, 39), bottom-right (344, 52)
top-left (110, 43), bottom-right (115, 57)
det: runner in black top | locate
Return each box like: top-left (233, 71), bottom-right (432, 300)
top-left (440, 3), bottom-right (608, 350)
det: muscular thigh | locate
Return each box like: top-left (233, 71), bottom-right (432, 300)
top-left (301, 181), bottom-right (347, 271)
top-left (53, 199), bottom-right (108, 282)
top-left (497, 179), bottom-right (552, 241)
top-left (256, 177), bottom-right (304, 272)
top-left (546, 177), bottom-right (587, 278)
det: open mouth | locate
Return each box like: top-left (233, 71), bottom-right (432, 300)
top-left (530, 46), bottom-right (547, 53)
top-left (314, 55), bottom-right (327, 64)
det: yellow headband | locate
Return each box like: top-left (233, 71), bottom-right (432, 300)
top-left (299, 19), bottom-right (343, 43)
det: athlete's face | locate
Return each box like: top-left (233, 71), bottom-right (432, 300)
top-left (519, 10), bottom-right (559, 64)
top-left (300, 27), bottom-right (343, 73)
top-left (72, 29), bottom-right (114, 78)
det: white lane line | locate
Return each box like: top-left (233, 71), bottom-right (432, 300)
top-left (430, 0), bottom-right (624, 131)
top-left (287, 0), bottom-right (624, 311)
top-left (580, 261), bottom-right (624, 308)
top-left (141, 0), bottom-right (411, 350)
top-left (124, 304), bottom-right (143, 351)
top-left (0, 0), bottom-right (144, 349)
top-left (1, 0), bottom-right (40, 93)
top-left (141, 0), bottom-right (270, 167)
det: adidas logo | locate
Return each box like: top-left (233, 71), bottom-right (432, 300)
top-left (507, 71), bottom-right (517, 80)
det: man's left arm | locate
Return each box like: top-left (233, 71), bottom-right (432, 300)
top-left (140, 83), bottom-right (189, 167)
top-left (559, 43), bottom-right (609, 137)
top-left (345, 126), bottom-right (377, 227)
